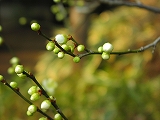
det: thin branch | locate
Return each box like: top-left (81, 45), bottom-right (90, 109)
top-left (23, 71), bottom-right (68, 120)
top-left (1, 80), bottom-right (53, 120)
top-left (38, 30), bottom-right (76, 57)
top-left (99, 0), bottom-right (160, 13)
top-left (78, 36), bottom-right (160, 58)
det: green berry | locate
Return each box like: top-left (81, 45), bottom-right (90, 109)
top-left (28, 105), bottom-right (37, 114)
top-left (61, 44), bottom-right (70, 51)
top-left (101, 52), bottom-right (110, 60)
top-left (55, 34), bottom-right (67, 44)
top-left (0, 75), bottom-right (4, 81)
top-left (103, 43), bottom-right (114, 53)
top-left (69, 45), bottom-right (74, 53)
top-left (15, 65), bottom-right (24, 74)
top-left (54, 113), bottom-right (62, 120)
top-left (26, 110), bottom-right (33, 116)
top-left (19, 17), bottom-right (27, 25)
top-left (53, 47), bottom-right (60, 54)
top-left (57, 52), bottom-right (65, 59)
top-left (39, 117), bottom-right (47, 120)
top-left (28, 86), bottom-right (38, 95)
top-left (0, 36), bottom-right (3, 45)
top-left (31, 23), bottom-right (40, 31)
top-left (53, 0), bottom-right (61, 3)
top-left (77, 44), bottom-right (85, 52)
top-left (41, 100), bottom-right (51, 111)
top-left (73, 56), bottom-right (80, 63)
top-left (10, 57), bottom-right (20, 65)
top-left (98, 46), bottom-right (103, 53)
top-left (46, 41), bottom-right (55, 51)
top-left (7, 67), bottom-right (15, 74)
top-left (17, 73), bottom-right (26, 78)
top-left (10, 82), bottom-right (18, 88)
top-left (0, 25), bottom-right (2, 32)
top-left (30, 93), bottom-right (40, 101)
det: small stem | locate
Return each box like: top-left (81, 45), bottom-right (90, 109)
top-left (23, 71), bottom-right (50, 98)
top-left (2, 81), bottom-right (53, 120)
top-left (78, 36), bottom-right (160, 58)
top-left (38, 30), bottom-right (76, 57)
top-left (23, 71), bottom-right (68, 120)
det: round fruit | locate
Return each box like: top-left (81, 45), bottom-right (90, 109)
top-left (31, 23), bottom-right (40, 31)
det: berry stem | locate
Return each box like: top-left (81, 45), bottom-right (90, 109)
top-left (23, 71), bottom-right (68, 120)
top-left (38, 30), bottom-right (76, 57)
top-left (1, 79), bottom-right (53, 120)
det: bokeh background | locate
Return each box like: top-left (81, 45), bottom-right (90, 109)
top-left (0, 0), bottom-right (160, 120)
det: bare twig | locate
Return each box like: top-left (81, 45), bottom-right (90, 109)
top-left (99, 0), bottom-right (160, 13)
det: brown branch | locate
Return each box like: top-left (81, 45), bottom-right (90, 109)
top-left (78, 36), bottom-right (160, 58)
top-left (99, 0), bottom-right (160, 13)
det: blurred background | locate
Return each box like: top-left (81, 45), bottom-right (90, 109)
top-left (0, 0), bottom-right (160, 120)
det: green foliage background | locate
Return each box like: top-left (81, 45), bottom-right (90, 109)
top-left (0, 1), bottom-right (160, 120)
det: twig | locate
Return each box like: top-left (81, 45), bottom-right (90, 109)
top-left (1, 79), bottom-right (53, 120)
top-left (79, 36), bottom-right (160, 58)
top-left (99, 0), bottom-right (160, 13)
top-left (23, 71), bottom-right (68, 120)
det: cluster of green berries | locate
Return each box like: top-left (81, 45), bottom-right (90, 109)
top-left (28, 85), bottom-right (41, 101)
top-left (31, 22), bottom-right (114, 62)
top-left (8, 57), bottom-right (22, 75)
top-left (98, 42), bottom-right (114, 60)
top-left (14, 64), bottom-right (27, 78)
top-left (27, 85), bottom-right (62, 119)
top-left (47, 34), bottom-right (85, 63)
top-left (31, 22), bottom-right (84, 63)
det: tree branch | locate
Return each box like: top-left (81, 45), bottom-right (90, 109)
top-left (79, 36), bottom-right (160, 58)
top-left (99, 0), bottom-right (160, 13)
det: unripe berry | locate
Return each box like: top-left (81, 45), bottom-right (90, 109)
top-left (0, 25), bottom-right (2, 32)
top-left (31, 23), bottom-right (40, 31)
top-left (0, 36), bottom-right (3, 45)
top-left (17, 73), bottom-right (26, 78)
top-left (41, 100), bottom-right (51, 111)
top-left (98, 46), bottom-right (103, 53)
top-left (69, 45), bottom-right (74, 53)
top-left (57, 52), bottom-right (65, 59)
top-left (10, 82), bottom-right (18, 88)
top-left (101, 52), bottom-right (110, 60)
top-left (0, 75), bottom-right (4, 81)
top-left (73, 56), bottom-right (80, 63)
top-left (46, 41), bottom-right (55, 51)
top-left (102, 43), bottom-right (114, 53)
top-left (54, 113), bottom-right (62, 120)
top-left (15, 65), bottom-right (24, 74)
top-left (30, 93), bottom-right (40, 101)
top-left (8, 67), bottom-right (15, 74)
top-left (61, 44), bottom-right (70, 51)
top-left (28, 86), bottom-right (39, 95)
top-left (39, 117), bottom-right (47, 120)
top-left (10, 57), bottom-right (20, 65)
top-left (77, 44), bottom-right (85, 52)
top-left (53, 47), bottom-right (60, 54)
top-left (77, 45), bottom-right (85, 52)
top-left (28, 105), bottom-right (37, 114)
top-left (55, 34), bottom-right (67, 44)
top-left (53, 0), bottom-right (61, 3)
top-left (26, 110), bottom-right (33, 116)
